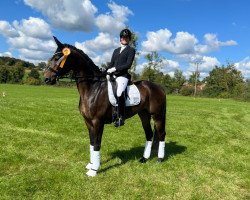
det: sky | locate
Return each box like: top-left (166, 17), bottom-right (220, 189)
top-left (0, 0), bottom-right (250, 79)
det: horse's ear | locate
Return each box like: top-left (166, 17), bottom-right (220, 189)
top-left (53, 36), bottom-right (64, 50)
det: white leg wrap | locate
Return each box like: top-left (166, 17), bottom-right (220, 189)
top-left (86, 145), bottom-right (94, 170)
top-left (86, 151), bottom-right (100, 177)
top-left (92, 151), bottom-right (100, 170)
top-left (158, 141), bottom-right (165, 158)
top-left (143, 141), bottom-right (152, 159)
top-left (86, 169), bottom-right (97, 177)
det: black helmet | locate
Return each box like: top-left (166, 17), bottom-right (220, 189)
top-left (120, 29), bottom-right (132, 40)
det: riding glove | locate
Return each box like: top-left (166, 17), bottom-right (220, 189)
top-left (107, 67), bottom-right (116, 73)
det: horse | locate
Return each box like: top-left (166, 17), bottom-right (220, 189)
top-left (44, 36), bottom-right (167, 177)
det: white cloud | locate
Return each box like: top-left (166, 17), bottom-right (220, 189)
top-left (135, 58), bottom-right (180, 76)
top-left (24, 0), bottom-right (98, 32)
top-left (0, 1), bottom-right (242, 80)
top-left (18, 48), bottom-right (52, 61)
top-left (95, 1), bottom-right (133, 35)
top-left (235, 57), bottom-right (250, 79)
top-left (91, 50), bottom-right (114, 66)
top-left (0, 21), bottom-right (19, 37)
top-left (142, 29), bottom-right (197, 54)
top-left (186, 56), bottom-right (220, 79)
top-left (23, 0), bottom-right (133, 34)
top-left (8, 34), bottom-right (56, 52)
top-left (195, 33), bottom-right (237, 54)
top-left (75, 32), bottom-right (119, 66)
top-left (0, 1), bottom-right (133, 65)
top-left (171, 32), bottom-right (198, 54)
top-left (0, 18), bottom-right (56, 63)
top-left (161, 59), bottom-right (180, 74)
top-left (142, 30), bottom-right (237, 57)
top-left (13, 17), bottom-right (52, 39)
top-left (0, 51), bottom-right (12, 57)
top-left (75, 32), bottom-right (119, 52)
top-left (141, 29), bottom-right (240, 78)
top-left (142, 29), bottom-right (172, 52)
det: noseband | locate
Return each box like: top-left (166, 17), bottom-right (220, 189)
top-left (48, 49), bottom-right (70, 76)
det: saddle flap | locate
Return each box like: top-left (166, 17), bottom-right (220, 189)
top-left (107, 80), bottom-right (140, 107)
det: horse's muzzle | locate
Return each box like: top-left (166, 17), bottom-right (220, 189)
top-left (44, 77), bottom-right (56, 85)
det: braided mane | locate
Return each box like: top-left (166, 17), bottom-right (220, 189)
top-left (64, 43), bottom-right (102, 75)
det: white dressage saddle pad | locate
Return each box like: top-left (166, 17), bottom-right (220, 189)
top-left (107, 80), bottom-right (141, 106)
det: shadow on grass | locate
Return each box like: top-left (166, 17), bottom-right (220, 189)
top-left (99, 141), bottom-right (186, 173)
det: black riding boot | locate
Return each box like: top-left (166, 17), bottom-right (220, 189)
top-left (114, 94), bottom-right (125, 127)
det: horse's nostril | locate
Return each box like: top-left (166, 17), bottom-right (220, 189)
top-left (44, 78), bottom-right (50, 83)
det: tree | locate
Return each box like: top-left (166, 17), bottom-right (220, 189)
top-left (203, 64), bottom-right (244, 98)
top-left (172, 69), bottom-right (186, 94)
top-left (159, 73), bottom-right (173, 94)
top-left (129, 29), bottom-right (139, 80)
top-left (140, 51), bottom-right (163, 82)
top-left (244, 79), bottom-right (250, 101)
top-left (140, 67), bottom-right (160, 82)
top-left (28, 68), bottom-right (40, 79)
top-left (188, 72), bottom-right (200, 86)
top-left (37, 62), bottom-right (47, 70)
top-left (25, 68), bottom-right (41, 85)
top-left (11, 66), bottom-right (25, 83)
top-left (0, 66), bottom-right (11, 83)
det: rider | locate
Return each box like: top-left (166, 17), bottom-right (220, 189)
top-left (107, 28), bottom-right (136, 127)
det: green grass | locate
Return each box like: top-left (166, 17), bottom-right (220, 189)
top-left (0, 84), bottom-right (249, 200)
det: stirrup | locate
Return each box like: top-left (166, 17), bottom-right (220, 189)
top-left (114, 117), bottom-right (125, 127)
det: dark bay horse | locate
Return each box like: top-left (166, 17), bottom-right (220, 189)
top-left (44, 37), bottom-right (166, 177)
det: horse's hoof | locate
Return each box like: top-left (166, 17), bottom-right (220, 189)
top-left (86, 169), bottom-right (97, 177)
top-left (114, 118), bottom-right (125, 127)
top-left (139, 157), bottom-right (148, 163)
top-left (157, 158), bottom-right (164, 163)
top-left (86, 163), bottom-right (92, 170)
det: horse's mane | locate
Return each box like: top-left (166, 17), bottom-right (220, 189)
top-left (64, 43), bottom-right (102, 75)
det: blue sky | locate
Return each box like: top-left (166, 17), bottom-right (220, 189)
top-left (0, 0), bottom-right (250, 79)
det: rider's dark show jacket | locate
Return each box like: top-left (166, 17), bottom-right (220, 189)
top-left (108, 46), bottom-right (136, 79)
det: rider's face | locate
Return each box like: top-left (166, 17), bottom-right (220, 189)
top-left (120, 36), bottom-right (130, 45)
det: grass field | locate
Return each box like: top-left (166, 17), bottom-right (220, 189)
top-left (0, 84), bottom-right (249, 200)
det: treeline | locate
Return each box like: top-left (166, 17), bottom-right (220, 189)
top-left (133, 64), bottom-right (250, 101)
top-left (0, 56), bottom-right (46, 85)
top-left (1, 56), bottom-right (249, 101)
top-left (130, 52), bottom-right (250, 101)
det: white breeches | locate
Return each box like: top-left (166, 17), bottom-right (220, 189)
top-left (115, 76), bottom-right (128, 97)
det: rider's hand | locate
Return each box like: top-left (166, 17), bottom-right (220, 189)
top-left (107, 67), bottom-right (116, 73)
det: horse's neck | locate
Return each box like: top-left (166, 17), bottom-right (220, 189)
top-left (75, 65), bottom-right (94, 77)
top-left (77, 80), bottom-right (106, 101)
top-left (74, 53), bottom-right (105, 98)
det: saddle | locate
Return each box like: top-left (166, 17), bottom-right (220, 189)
top-left (107, 76), bottom-right (141, 107)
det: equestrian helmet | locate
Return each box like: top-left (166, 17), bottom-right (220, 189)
top-left (120, 29), bottom-right (132, 40)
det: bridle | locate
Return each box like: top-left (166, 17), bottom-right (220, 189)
top-left (47, 52), bottom-right (64, 77)
top-left (48, 48), bottom-right (107, 83)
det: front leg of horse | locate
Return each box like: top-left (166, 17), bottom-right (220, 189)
top-left (86, 119), bottom-right (104, 177)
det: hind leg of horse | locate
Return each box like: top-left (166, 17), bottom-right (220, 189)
top-left (138, 110), bottom-right (154, 163)
top-left (153, 115), bottom-right (166, 162)
top-left (85, 119), bottom-right (104, 177)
